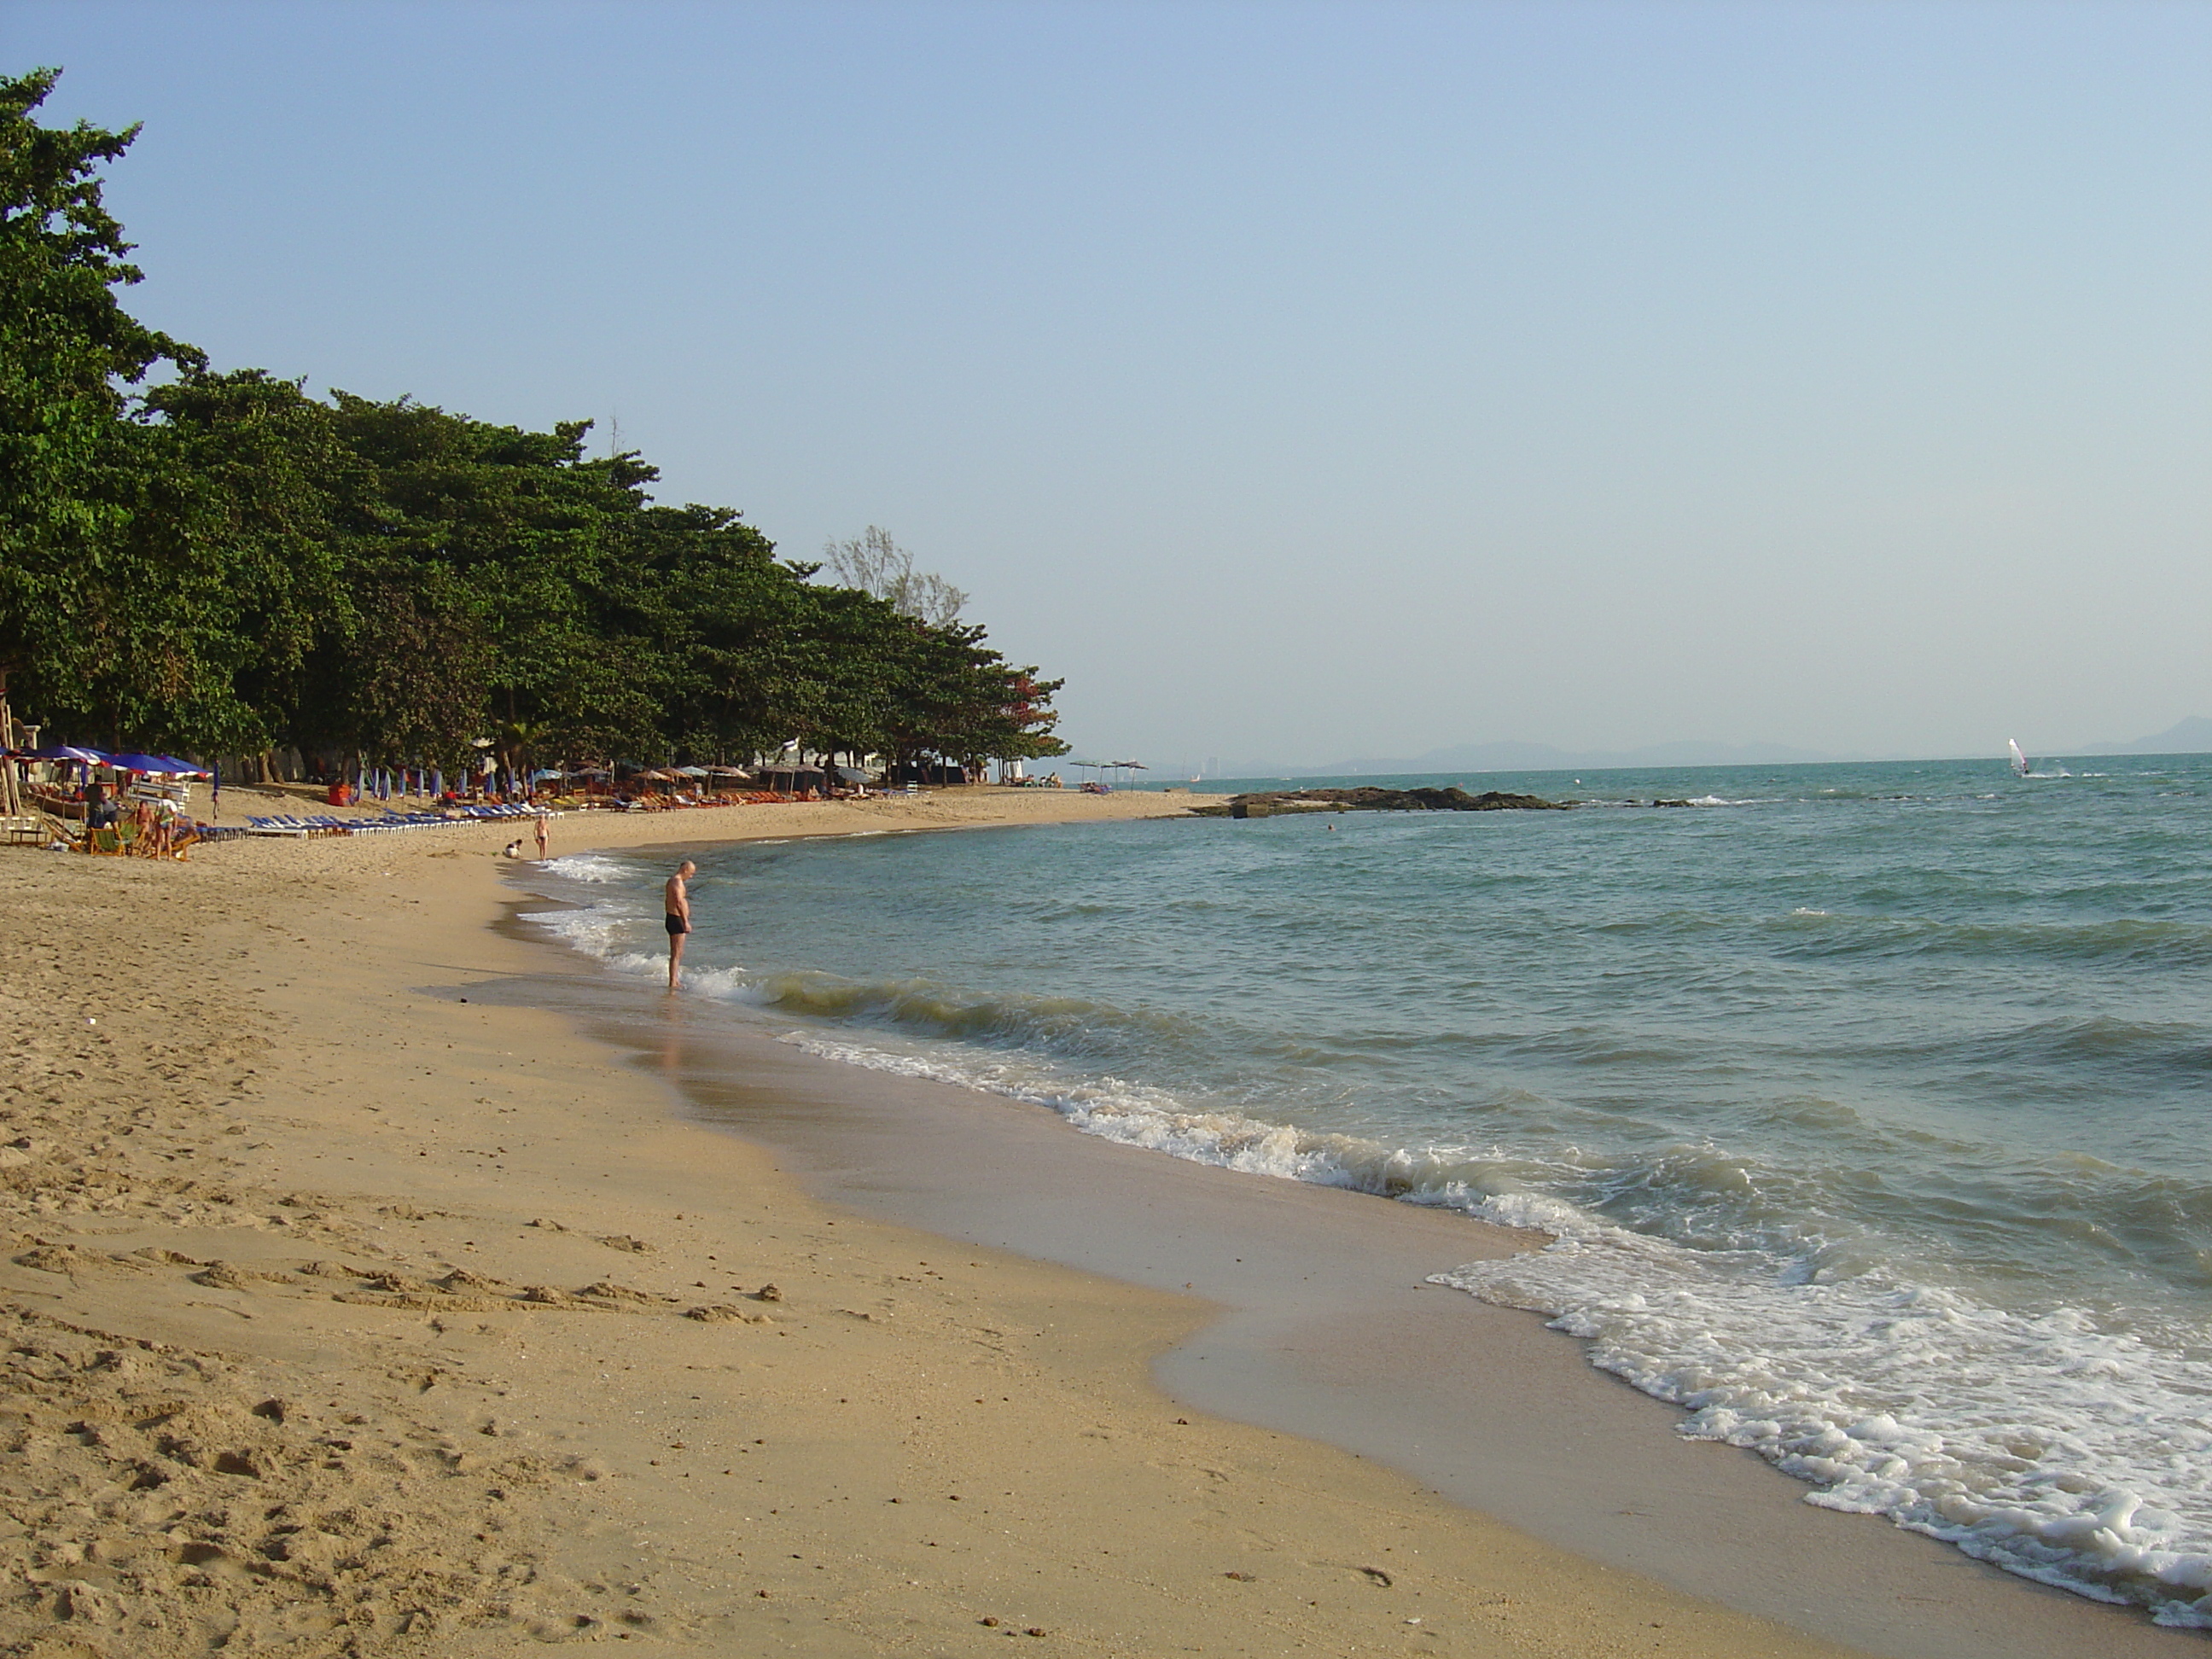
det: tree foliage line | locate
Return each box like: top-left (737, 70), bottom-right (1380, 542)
top-left (0, 68), bottom-right (1068, 776)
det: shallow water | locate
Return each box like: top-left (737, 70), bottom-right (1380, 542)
top-left (525, 755), bottom-right (2212, 1624)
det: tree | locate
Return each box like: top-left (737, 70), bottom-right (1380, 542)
top-left (821, 525), bottom-right (969, 629)
top-left (626, 501), bottom-right (807, 764)
top-left (133, 370), bottom-right (354, 754)
top-left (0, 71), bottom-right (1076, 773)
top-left (876, 619), bottom-right (1068, 771)
top-left (307, 396), bottom-right (664, 768)
top-left (0, 67), bottom-right (205, 739)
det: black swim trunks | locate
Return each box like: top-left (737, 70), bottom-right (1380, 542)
top-left (665, 913), bottom-right (690, 936)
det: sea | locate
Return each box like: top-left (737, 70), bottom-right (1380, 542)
top-left (523, 754), bottom-right (2212, 1627)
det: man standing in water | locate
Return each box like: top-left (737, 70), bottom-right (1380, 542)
top-left (664, 859), bottom-right (696, 990)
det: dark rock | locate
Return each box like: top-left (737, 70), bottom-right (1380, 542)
top-left (1200, 786), bottom-right (1569, 817)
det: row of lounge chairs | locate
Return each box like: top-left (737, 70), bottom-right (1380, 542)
top-left (240, 788), bottom-right (919, 841)
top-left (573, 787), bottom-right (909, 810)
top-left (245, 803), bottom-right (545, 838)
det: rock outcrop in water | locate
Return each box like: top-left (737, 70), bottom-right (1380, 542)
top-left (1195, 786), bottom-right (1569, 818)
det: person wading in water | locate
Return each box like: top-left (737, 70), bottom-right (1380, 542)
top-left (664, 859), bottom-right (696, 990)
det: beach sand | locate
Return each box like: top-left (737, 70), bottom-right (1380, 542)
top-left (0, 788), bottom-right (2190, 1656)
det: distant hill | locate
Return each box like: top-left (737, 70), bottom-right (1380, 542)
top-left (2079, 717), bottom-right (2212, 755)
top-left (1293, 738), bottom-right (1854, 777)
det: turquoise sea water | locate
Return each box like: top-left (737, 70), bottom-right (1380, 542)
top-left (528, 755), bottom-right (2212, 1624)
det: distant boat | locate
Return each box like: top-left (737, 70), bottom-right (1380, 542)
top-left (2008, 739), bottom-right (2032, 778)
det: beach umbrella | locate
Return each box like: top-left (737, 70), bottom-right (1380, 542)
top-left (107, 752), bottom-right (177, 772)
top-left (20, 745), bottom-right (111, 764)
top-left (153, 755), bottom-right (210, 776)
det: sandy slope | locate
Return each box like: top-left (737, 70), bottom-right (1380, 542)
top-left (0, 789), bottom-right (1860, 1657)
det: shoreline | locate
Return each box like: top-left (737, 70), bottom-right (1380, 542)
top-left (0, 788), bottom-right (2193, 1655)
top-left (499, 837), bottom-right (2202, 1659)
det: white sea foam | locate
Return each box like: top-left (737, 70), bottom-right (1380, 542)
top-left (777, 1030), bottom-right (1366, 1183)
top-left (541, 853), bottom-right (635, 884)
top-left (1429, 1200), bottom-right (2212, 1627)
top-left (522, 905), bottom-right (665, 976)
top-left (776, 1036), bottom-right (1581, 1224)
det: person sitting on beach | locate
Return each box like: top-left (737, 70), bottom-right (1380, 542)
top-left (664, 859), bottom-right (696, 990)
top-left (502, 837), bottom-right (525, 858)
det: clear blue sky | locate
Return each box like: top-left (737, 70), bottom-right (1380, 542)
top-left (10, 1), bottom-right (2209, 771)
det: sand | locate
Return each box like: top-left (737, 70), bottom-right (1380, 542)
top-left (0, 785), bottom-right (2185, 1656)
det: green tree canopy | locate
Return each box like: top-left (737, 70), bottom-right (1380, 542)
top-left (0, 66), bottom-right (202, 738)
top-left (0, 68), bottom-right (1070, 777)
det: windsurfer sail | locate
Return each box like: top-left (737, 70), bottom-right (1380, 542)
top-left (2008, 739), bottom-right (2032, 777)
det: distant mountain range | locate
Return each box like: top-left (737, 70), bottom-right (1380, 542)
top-left (1287, 737), bottom-right (1862, 777)
top-left (2076, 717), bottom-right (2212, 755)
top-left (1255, 717), bottom-right (2212, 777)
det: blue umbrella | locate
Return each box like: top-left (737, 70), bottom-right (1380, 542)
top-left (17, 745), bottom-right (109, 764)
top-left (107, 753), bottom-right (175, 772)
top-left (154, 754), bottom-right (210, 776)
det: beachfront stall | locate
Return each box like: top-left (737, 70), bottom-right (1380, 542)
top-left (5, 747), bottom-right (223, 857)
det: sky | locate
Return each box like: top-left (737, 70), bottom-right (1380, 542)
top-left (9, 1), bottom-right (2209, 773)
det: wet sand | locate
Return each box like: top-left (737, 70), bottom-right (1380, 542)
top-left (0, 785), bottom-right (2194, 1655)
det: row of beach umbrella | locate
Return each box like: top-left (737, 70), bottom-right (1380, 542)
top-left (9, 749), bottom-right (868, 787)
top-left (10, 745), bottom-right (210, 775)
